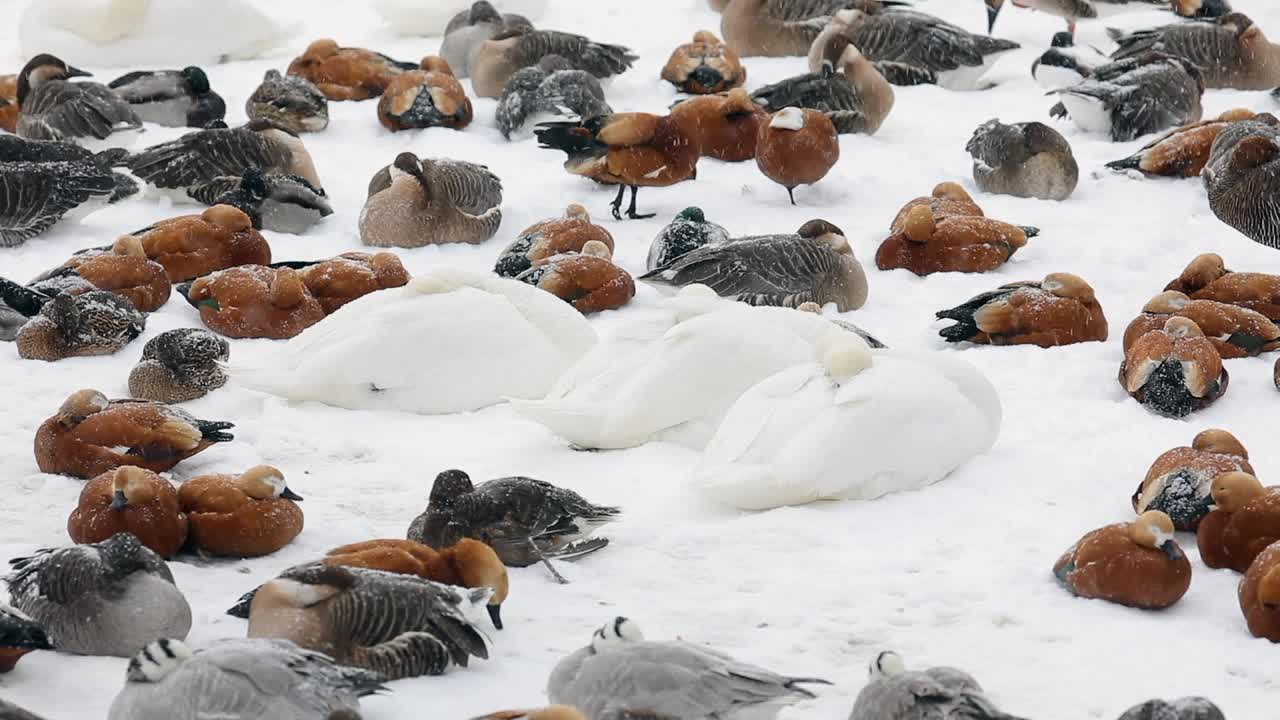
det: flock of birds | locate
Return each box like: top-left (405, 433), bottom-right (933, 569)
top-left (0, 0), bottom-right (1279, 718)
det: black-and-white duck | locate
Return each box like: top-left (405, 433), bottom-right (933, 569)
top-left (16, 53), bottom-right (141, 149)
top-left (1048, 53), bottom-right (1204, 141)
top-left (107, 67), bottom-right (226, 128)
top-left (1032, 31), bottom-right (1110, 87)
top-left (187, 167), bottom-right (332, 234)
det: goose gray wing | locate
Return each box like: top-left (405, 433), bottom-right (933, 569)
top-left (496, 66), bottom-right (546, 138)
top-left (126, 127), bottom-right (292, 190)
top-left (428, 160), bottom-right (503, 215)
top-left (641, 237), bottom-right (837, 302)
top-left (850, 672), bottom-right (965, 720)
top-left (186, 175), bottom-right (243, 205)
top-left (1111, 20), bottom-right (1242, 68)
top-left (762, 0), bottom-right (848, 21)
top-left (0, 161), bottom-right (116, 246)
top-left (196, 639), bottom-right (384, 708)
top-left (752, 69), bottom-right (857, 113)
top-left (852, 10), bottom-right (1018, 71)
top-left (536, 70), bottom-right (612, 121)
top-left (511, 31), bottom-right (637, 79)
top-left (19, 81), bottom-right (141, 142)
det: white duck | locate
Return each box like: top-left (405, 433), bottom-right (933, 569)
top-left (509, 287), bottom-right (854, 450)
top-left (230, 269), bottom-right (595, 414)
top-left (19, 0), bottom-right (298, 68)
top-left (372, 0), bottom-right (549, 37)
top-left (691, 339), bottom-right (1001, 510)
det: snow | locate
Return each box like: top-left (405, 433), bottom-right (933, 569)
top-left (2, 0), bottom-right (1280, 718)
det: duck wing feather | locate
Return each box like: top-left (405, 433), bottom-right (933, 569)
top-left (126, 127), bottom-right (292, 190)
top-left (20, 82), bottom-right (141, 142)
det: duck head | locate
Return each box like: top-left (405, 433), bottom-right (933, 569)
top-left (1142, 291), bottom-right (1191, 314)
top-left (1260, 565), bottom-right (1280, 611)
top-left (429, 469), bottom-right (474, 507)
top-left (769, 107), bottom-right (805, 132)
top-left (17, 53), bottom-right (90, 105)
top-left (1211, 471), bottom-right (1264, 512)
top-left (1041, 273), bottom-right (1095, 303)
top-left (203, 204), bottom-right (254, 232)
top-left (1129, 511), bottom-right (1181, 560)
top-left (1192, 429), bottom-right (1247, 458)
top-left (112, 466), bottom-right (158, 511)
top-left (111, 234), bottom-right (148, 259)
top-left (180, 66), bottom-right (211, 95)
top-left (902, 205), bottom-right (936, 243)
top-left (932, 181), bottom-right (973, 203)
top-left (239, 167), bottom-right (270, 199)
top-left (57, 388), bottom-right (109, 427)
top-left (240, 465), bottom-right (303, 501)
top-left (126, 638), bottom-right (194, 683)
top-left (591, 617), bottom-right (643, 652)
top-left (451, 539), bottom-right (509, 630)
top-left (675, 207), bottom-right (705, 224)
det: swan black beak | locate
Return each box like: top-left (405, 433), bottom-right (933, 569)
top-left (110, 490), bottom-right (128, 511)
top-left (487, 603), bottom-right (504, 630)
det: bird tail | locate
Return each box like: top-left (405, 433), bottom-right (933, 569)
top-left (784, 677), bottom-right (834, 699)
top-left (547, 536), bottom-right (610, 561)
top-left (1017, 226), bottom-right (1040, 238)
top-left (225, 587), bottom-right (259, 618)
top-left (196, 420), bottom-right (235, 442)
top-left (0, 278), bottom-right (51, 317)
top-left (534, 119), bottom-right (607, 159)
top-left (1105, 155), bottom-right (1141, 171)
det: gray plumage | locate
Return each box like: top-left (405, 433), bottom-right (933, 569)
top-left (489, 29), bottom-right (637, 80)
top-left (496, 55), bottom-right (612, 139)
top-left (107, 67), bottom-right (226, 128)
top-left (838, 8), bottom-right (1020, 89)
top-left (549, 617), bottom-right (828, 720)
top-left (15, 290), bottom-right (146, 360)
top-left (647, 207), bottom-right (731, 271)
top-left (966, 118), bottom-right (1078, 200)
top-left (247, 563), bottom-right (489, 680)
top-left (5, 534), bottom-right (191, 658)
top-left (408, 469), bottom-right (621, 568)
top-left (849, 652), bottom-right (1027, 720)
top-left (0, 699), bottom-right (48, 720)
top-left (0, 602), bottom-right (52, 656)
top-left (126, 120), bottom-right (320, 193)
top-left (442, 1), bottom-right (535, 77)
top-left (1048, 53), bottom-right (1204, 141)
top-left (246, 70), bottom-right (329, 134)
top-left (751, 60), bottom-right (915, 133)
top-left (128, 328), bottom-right (230, 403)
top-left (16, 54), bottom-right (141, 144)
top-left (1202, 118), bottom-right (1280, 248)
top-left (189, 168), bottom-right (333, 233)
top-left (360, 153), bottom-right (502, 247)
top-left (0, 277), bottom-right (50, 341)
top-left (0, 135), bottom-right (136, 246)
top-left (1108, 13), bottom-right (1274, 89)
top-left (1116, 697), bottom-right (1225, 720)
top-left (107, 637), bottom-right (384, 720)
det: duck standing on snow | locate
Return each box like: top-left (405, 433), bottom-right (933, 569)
top-left (1109, 12), bottom-right (1280, 90)
top-left (129, 328), bottom-right (230, 404)
top-left (1106, 108), bottom-right (1273, 177)
top-left (230, 270), bottom-right (595, 414)
top-left (178, 265), bottom-right (325, 340)
top-left (515, 241), bottom-right (635, 314)
top-left (15, 290), bottom-right (145, 361)
top-left (120, 205), bottom-right (271, 282)
top-left (470, 27), bottom-right (637, 98)
top-left (286, 39), bottom-right (417, 101)
top-left (1133, 429), bottom-right (1252, 531)
top-left (107, 638), bottom-right (384, 720)
top-left (694, 335), bottom-right (1000, 510)
top-left (187, 168), bottom-right (332, 234)
top-left (247, 563), bottom-right (489, 679)
top-left (1122, 290), bottom-right (1279, 357)
top-left (1049, 54), bottom-right (1204, 142)
top-left (642, 219), bottom-right (868, 311)
top-left (441, 1), bottom-right (534, 78)
top-left (876, 204), bottom-right (1032, 276)
top-left (1031, 32), bottom-right (1110, 87)
top-left (408, 469), bottom-right (621, 583)
top-left (67, 467), bottom-right (189, 558)
top-left (662, 30), bottom-right (746, 94)
top-left (0, 604), bottom-right (51, 673)
top-left (107, 67), bottom-right (225, 128)
top-left (965, 118), bottom-right (1078, 200)
top-left (850, 651), bottom-right (1027, 720)
top-left (495, 54), bottom-right (611, 140)
top-left (755, 107), bottom-right (840, 204)
top-left (15, 53), bottom-right (141, 147)
top-left (1203, 118), bottom-right (1280, 249)
top-left (1055, 511), bottom-right (1191, 609)
top-left (937, 273), bottom-right (1108, 347)
top-left (0, 135), bottom-right (136, 246)
top-left (179, 466), bottom-right (304, 558)
top-left (1164, 253), bottom-right (1280, 321)
top-left (494, 204), bottom-right (614, 278)
top-left (1121, 317), bottom-right (1227, 417)
top-left (549, 617), bottom-right (829, 718)
top-left (669, 88), bottom-right (767, 161)
top-left (1197, 471), bottom-right (1280, 572)
top-left (6, 533), bottom-right (192, 657)
top-left (647, 207), bottom-right (731, 270)
top-left (245, 70), bottom-right (329, 134)
top-left (360, 152), bottom-right (502, 247)
top-left (378, 56), bottom-right (473, 131)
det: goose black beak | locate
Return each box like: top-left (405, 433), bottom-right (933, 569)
top-left (281, 486), bottom-right (304, 501)
top-left (487, 603), bottom-right (504, 630)
top-left (110, 490), bottom-right (128, 511)
top-left (66, 65), bottom-right (92, 79)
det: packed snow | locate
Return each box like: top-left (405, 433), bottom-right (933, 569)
top-left (3, 0), bottom-right (1280, 718)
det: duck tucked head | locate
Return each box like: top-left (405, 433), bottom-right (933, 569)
top-left (239, 167), bottom-right (269, 198)
top-left (797, 219), bottom-right (848, 252)
top-left (112, 234), bottom-right (148, 259)
top-left (1177, 253), bottom-right (1228, 291)
top-left (591, 617), bottom-right (644, 651)
top-left (430, 469), bottom-right (475, 507)
top-left (565, 203), bottom-right (590, 221)
top-left (17, 53), bottom-right (90, 104)
top-left (868, 650), bottom-right (906, 679)
top-left (769, 107), bottom-right (805, 131)
top-left (203, 204), bottom-right (254, 231)
top-left (451, 539), bottom-right (509, 629)
top-left (580, 240), bottom-right (612, 259)
top-left (1163, 315), bottom-right (1204, 338)
top-left (1050, 31), bottom-right (1074, 49)
top-left (180, 67), bottom-right (211, 95)
top-left (1211, 471), bottom-right (1264, 512)
top-left (239, 465), bottom-right (303, 501)
top-left (1142, 291), bottom-right (1191, 314)
top-left (112, 466), bottom-right (159, 510)
top-left (1130, 510), bottom-right (1180, 559)
top-left (902, 205), bottom-right (936, 243)
top-left (1041, 273), bottom-right (1095, 303)
top-left (126, 638), bottom-right (194, 683)
top-left (1192, 429), bottom-right (1247, 458)
top-left (393, 151), bottom-right (425, 179)
top-left (58, 388), bottom-right (109, 424)
top-left (1260, 565), bottom-right (1280, 610)
top-left (302, 39), bottom-right (341, 62)
top-left (931, 182), bottom-right (972, 203)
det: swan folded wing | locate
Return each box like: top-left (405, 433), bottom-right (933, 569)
top-left (127, 129), bottom-right (291, 189)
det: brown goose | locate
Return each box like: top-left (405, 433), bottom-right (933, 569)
top-left (640, 219), bottom-right (868, 312)
top-left (471, 27), bottom-right (636, 98)
top-left (16, 54), bottom-right (141, 147)
top-left (1048, 53), bottom-right (1203, 142)
top-left (1109, 12), bottom-right (1280, 90)
top-left (246, 563), bottom-right (489, 679)
top-left (359, 152), bottom-right (502, 247)
top-left (966, 118), bottom-right (1079, 200)
top-left (1202, 118), bottom-right (1280, 249)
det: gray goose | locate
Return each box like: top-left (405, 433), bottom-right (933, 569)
top-left (246, 563), bottom-right (489, 680)
top-left (5, 533), bottom-right (191, 658)
top-left (1048, 53), bottom-right (1204, 142)
top-left (187, 167), bottom-right (333, 234)
top-left (15, 54), bottom-right (141, 147)
top-left (245, 70), bottom-right (329, 134)
top-left (125, 118), bottom-right (323, 198)
top-left (359, 152), bottom-right (502, 247)
top-left (495, 54), bottom-right (611, 140)
top-left (1109, 12), bottom-right (1280, 90)
top-left (128, 328), bottom-right (230, 404)
top-left (849, 651), bottom-right (1028, 720)
top-left (471, 27), bottom-right (636, 98)
top-left (107, 638), bottom-right (384, 720)
top-left (966, 118), bottom-right (1079, 200)
top-left (1202, 118), bottom-right (1280, 249)
top-left (0, 134), bottom-right (137, 246)
top-left (640, 220), bottom-right (869, 312)
top-left (442, 1), bottom-right (535, 78)
top-left (107, 67), bottom-right (225, 129)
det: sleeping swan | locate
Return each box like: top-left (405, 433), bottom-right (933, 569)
top-left (19, 0), bottom-right (298, 67)
top-left (691, 339), bottom-right (1001, 510)
top-left (509, 288), bottom-right (857, 450)
top-left (373, 0), bottom-right (549, 37)
top-left (230, 269), bottom-right (595, 414)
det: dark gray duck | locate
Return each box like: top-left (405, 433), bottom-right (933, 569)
top-left (442, 1), bottom-right (535, 78)
top-left (849, 651), bottom-right (1028, 720)
top-left (471, 26), bottom-right (637, 98)
top-left (1107, 12), bottom-right (1280, 90)
top-left (107, 67), bottom-right (226, 128)
top-left (15, 53), bottom-right (141, 146)
top-left (1048, 53), bottom-right (1204, 142)
top-left (245, 70), bottom-right (329, 134)
top-left (495, 54), bottom-right (611, 139)
top-left (187, 167), bottom-right (333, 233)
top-left (5, 533), bottom-right (191, 658)
top-left (246, 563), bottom-right (489, 680)
top-left (13, 289), bottom-right (145, 361)
top-left (128, 328), bottom-right (230, 404)
top-left (966, 118), bottom-right (1079, 200)
top-left (646, 207), bottom-right (731, 271)
top-left (1202, 118), bottom-right (1280, 249)
top-left (407, 469), bottom-right (621, 583)
top-left (1116, 697), bottom-right (1224, 720)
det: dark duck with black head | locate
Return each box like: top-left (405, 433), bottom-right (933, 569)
top-left (107, 66), bottom-right (227, 128)
top-left (1031, 31), bottom-right (1108, 87)
top-left (16, 53), bottom-right (141, 147)
top-left (188, 167), bottom-right (333, 234)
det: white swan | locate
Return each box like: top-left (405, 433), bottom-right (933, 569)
top-left (509, 289), bottom-right (854, 450)
top-left (230, 270), bottom-right (596, 415)
top-left (372, 0), bottom-right (550, 38)
top-left (19, 0), bottom-right (298, 67)
top-left (691, 342), bottom-right (1001, 510)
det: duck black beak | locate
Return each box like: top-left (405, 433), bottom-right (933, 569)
top-left (687, 64), bottom-right (725, 93)
top-left (110, 490), bottom-right (128, 511)
top-left (280, 487), bottom-right (304, 501)
top-left (66, 65), bottom-right (92, 79)
top-left (985, 0), bottom-right (1002, 33)
top-left (487, 603), bottom-right (503, 630)
top-left (1160, 539), bottom-right (1183, 561)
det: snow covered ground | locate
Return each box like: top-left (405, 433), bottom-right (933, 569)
top-left (2, 0), bottom-right (1280, 717)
